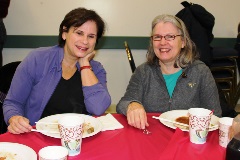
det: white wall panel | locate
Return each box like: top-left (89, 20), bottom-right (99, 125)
top-left (4, 0), bottom-right (240, 37)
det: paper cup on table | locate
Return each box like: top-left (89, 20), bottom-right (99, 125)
top-left (219, 117), bottom-right (233, 148)
top-left (38, 146), bottom-right (68, 160)
top-left (188, 108), bottom-right (212, 144)
top-left (58, 115), bottom-right (84, 156)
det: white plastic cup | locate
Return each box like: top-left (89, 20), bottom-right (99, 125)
top-left (219, 117), bottom-right (233, 148)
top-left (58, 115), bottom-right (84, 156)
top-left (188, 108), bottom-right (212, 144)
top-left (38, 146), bottom-right (68, 160)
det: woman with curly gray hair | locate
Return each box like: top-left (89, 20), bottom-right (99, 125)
top-left (147, 14), bottom-right (199, 67)
top-left (117, 14), bottom-right (221, 130)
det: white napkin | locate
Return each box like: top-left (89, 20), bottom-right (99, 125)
top-left (97, 113), bottom-right (124, 131)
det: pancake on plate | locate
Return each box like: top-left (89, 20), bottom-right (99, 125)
top-left (174, 116), bottom-right (189, 130)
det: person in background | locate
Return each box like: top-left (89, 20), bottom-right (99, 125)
top-left (116, 14), bottom-right (221, 130)
top-left (3, 7), bottom-right (111, 134)
top-left (0, 0), bottom-right (11, 67)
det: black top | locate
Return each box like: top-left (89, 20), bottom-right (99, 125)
top-left (41, 70), bottom-right (87, 118)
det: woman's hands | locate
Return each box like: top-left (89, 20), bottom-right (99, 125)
top-left (78, 51), bottom-right (95, 66)
top-left (78, 51), bottom-right (98, 86)
top-left (8, 116), bottom-right (32, 134)
top-left (127, 102), bottom-right (149, 129)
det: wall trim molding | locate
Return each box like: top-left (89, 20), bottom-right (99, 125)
top-left (4, 35), bottom-right (237, 49)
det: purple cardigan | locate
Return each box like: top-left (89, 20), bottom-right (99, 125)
top-left (3, 46), bottom-right (111, 125)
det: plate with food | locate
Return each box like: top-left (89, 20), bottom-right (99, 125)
top-left (36, 113), bottom-right (102, 138)
top-left (0, 142), bottom-right (37, 160)
top-left (158, 110), bottom-right (219, 132)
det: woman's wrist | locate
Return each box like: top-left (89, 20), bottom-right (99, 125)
top-left (80, 66), bottom-right (92, 71)
top-left (78, 58), bottom-right (90, 66)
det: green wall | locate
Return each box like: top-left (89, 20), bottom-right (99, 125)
top-left (4, 36), bottom-right (237, 49)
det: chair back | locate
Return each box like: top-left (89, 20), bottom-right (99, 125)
top-left (124, 41), bottom-right (136, 73)
top-left (0, 61), bottom-right (21, 134)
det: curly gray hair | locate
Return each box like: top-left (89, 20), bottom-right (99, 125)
top-left (146, 14), bottom-right (199, 68)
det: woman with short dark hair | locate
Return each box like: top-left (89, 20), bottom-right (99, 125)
top-left (3, 7), bottom-right (111, 134)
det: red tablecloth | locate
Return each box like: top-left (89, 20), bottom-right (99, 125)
top-left (0, 113), bottom-right (226, 160)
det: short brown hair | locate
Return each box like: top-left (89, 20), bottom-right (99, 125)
top-left (58, 7), bottom-right (105, 47)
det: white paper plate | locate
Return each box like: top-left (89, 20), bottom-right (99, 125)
top-left (36, 113), bottom-right (103, 138)
top-left (0, 142), bottom-right (37, 160)
top-left (159, 110), bottom-right (219, 132)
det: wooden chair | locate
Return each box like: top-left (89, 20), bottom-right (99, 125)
top-left (210, 47), bottom-right (239, 108)
top-left (0, 61), bottom-right (21, 134)
top-left (124, 41), bottom-right (136, 73)
top-left (233, 22), bottom-right (240, 110)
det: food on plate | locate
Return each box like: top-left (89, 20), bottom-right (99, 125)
top-left (0, 151), bottom-right (17, 160)
top-left (175, 116), bottom-right (189, 125)
top-left (38, 120), bottom-right (95, 134)
top-left (174, 116), bottom-right (189, 130)
top-left (83, 122), bottom-right (95, 134)
top-left (174, 116), bottom-right (215, 130)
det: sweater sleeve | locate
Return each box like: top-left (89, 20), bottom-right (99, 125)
top-left (199, 65), bottom-right (222, 117)
top-left (116, 65), bottom-right (144, 115)
top-left (3, 55), bottom-right (35, 124)
top-left (82, 61), bottom-right (111, 116)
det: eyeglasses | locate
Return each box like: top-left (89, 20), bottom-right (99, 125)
top-left (151, 34), bottom-right (182, 41)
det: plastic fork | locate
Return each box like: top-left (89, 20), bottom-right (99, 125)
top-left (143, 128), bottom-right (151, 135)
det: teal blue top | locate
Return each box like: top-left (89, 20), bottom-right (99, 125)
top-left (163, 69), bottom-right (182, 98)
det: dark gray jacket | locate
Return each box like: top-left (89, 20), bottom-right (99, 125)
top-left (116, 60), bottom-right (221, 117)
